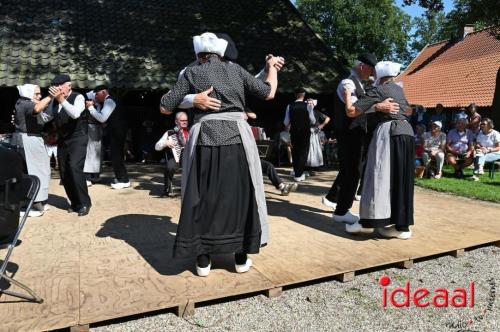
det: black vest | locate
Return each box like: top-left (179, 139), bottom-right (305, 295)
top-left (333, 74), bottom-right (366, 135)
top-left (105, 96), bottom-right (126, 130)
top-left (52, 92), bottom-right (87, 140)
top-left (289, 101), bottom-right (310, 133)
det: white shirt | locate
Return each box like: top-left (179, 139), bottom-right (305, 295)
top-left (476, 129), bottom-right (500, 149)
top-left (283, 100), bottom-right (316, 126)
top-left (38, 91), bottom-right (85, 122)
top-left (336, 70), bottom-right (364, 104)
top-left (155, 131), bottom-right (172, 151)
top-left (88, 96), bottom-right (117, 123)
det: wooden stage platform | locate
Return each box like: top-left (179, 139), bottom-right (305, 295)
top-left (1, 166), bottom-right (499, 331)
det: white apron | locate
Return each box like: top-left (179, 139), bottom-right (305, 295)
top-left (15, 133), bottom-right (50, 202)
top-left (83, 124), bottom-right (102, 173)
top-left (306, 128), bottom-right (324, 167)
top-left (360, 122), bottom-right (392, 220)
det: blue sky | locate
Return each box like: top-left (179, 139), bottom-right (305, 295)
top-left (291, 0), bottom-right (455, 18)
top-left (396, 0), bottom-right (454, 17)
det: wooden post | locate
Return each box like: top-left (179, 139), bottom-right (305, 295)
top-left (397, 259), bottom-right (414, 269)
top-left (70, 324), bottom-right (90, 332)
top-left (265, 287), bottom-right (283, 298)
top-left (335, 271), bottom-right (355, 283)
top-left (176, 301), bottom-right (195, 317)
top-left (451, 249), bottom-right (465, 258)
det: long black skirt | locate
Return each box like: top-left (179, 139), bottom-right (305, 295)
top-left (360, 134), bottom-right (415, 231)
top-left (173, 143), bottom-right (261, 258)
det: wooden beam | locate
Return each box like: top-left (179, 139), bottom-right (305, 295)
top-left (176, 301), bottom-right (195, 317)
top-left (397, 259), bottom-right (414, 269)
top-left (265, 287), bottom-right (283, 298)
top-left (451, 249), bottom-right (465, 258)
top-left (70, 324), bottom-right (89, 332)
top-left (334, 271), bottom-right (355, 283)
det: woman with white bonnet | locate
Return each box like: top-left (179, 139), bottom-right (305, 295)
top-left (160, 32), bottom-right (279, 276)
top-left (12, 84), bottom-right (53, 216)
top-left (344, 61), bottom-right (415, 240)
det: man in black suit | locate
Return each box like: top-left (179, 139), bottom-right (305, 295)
top-left (43, 75), bottom-right (91, 216)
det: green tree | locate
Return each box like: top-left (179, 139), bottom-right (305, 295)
top-left (409, 12), bottom-right (447, 56)
top-left (404, 0), bottom-right (500, 31)
top-left (296, 0), bottom-right (412, 66)
top-left (444, 0), bottom-right (500, 34)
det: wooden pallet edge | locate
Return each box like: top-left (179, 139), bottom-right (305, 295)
top-left (70, 324), bottom-right (90, 332)
top-left (265, 287), bottom-right (283, 298)
top-left (175, 300), bottom-right (195, 317)
top-left (396, 259), bottom-right (414, 269)
top-left (450, 248), bottom-right (465, 258)
top-left (334, 271), bottom-right (355, 283)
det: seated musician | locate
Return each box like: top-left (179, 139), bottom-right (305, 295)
top-left (245, 112), bottom-right (297, 196)
top-left (155, 111), bottom-right (189, 197)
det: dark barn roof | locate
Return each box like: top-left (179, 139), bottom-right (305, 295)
top-left (0, 0), bottom-right (340, 93)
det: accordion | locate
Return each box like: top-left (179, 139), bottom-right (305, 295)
top-left (167, 130), bottom-right (184, 163)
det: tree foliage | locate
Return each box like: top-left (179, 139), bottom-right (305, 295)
top-left (405, 0), bottom-right (500, 31)
top-left (409, 12), bottom-right (447, 56)
top-left (407, 0), bottom-right (499, 56)
top-left (296, 0), bottom-right (412, 66)
top-left (445, 0), bottom-right (500, 33)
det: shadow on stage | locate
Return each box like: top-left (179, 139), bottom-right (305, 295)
top-left (266, 196), bottom-right (372, 242)
top-left (0, 261), bottom-right (23, 303)
top-left (133, 176), bottom-right (181, 197)
top-left (96, 214), bottom-right (245, 275)
top-left (47, 194), bottom-right (71, 210)
top-left (95, 214), bottom-right (195, 275)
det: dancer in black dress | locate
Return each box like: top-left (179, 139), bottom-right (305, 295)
top-left (160, 33), bottom-right (279, 276)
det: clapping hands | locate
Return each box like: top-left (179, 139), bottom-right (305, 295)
top-left (49, 86), bottom-right (65, 103)
top-left (265, 54), bottom-right (285, 72)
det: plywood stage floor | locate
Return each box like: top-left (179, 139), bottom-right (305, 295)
top-left (0, 165), bottom-right (499, 331)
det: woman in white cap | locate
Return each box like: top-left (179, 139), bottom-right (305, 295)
top-left (160, 32), bottom-right (279, 276)
top-left (473, 118), bottom-right (500, 175)
top-left (12, 84), bottom-right (53, 216)
top-left (422, 120), bottom-right (446, 178)
top-left (344, 61), bottom-right (415, 240)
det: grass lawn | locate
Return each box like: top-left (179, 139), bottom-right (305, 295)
top-left (415, 165), bottom-right (500, 203)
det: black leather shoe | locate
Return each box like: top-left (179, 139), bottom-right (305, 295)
top-left (68, 204), bottom-right (79, 213)
top-left (77, 206), bottom-right (91, 216)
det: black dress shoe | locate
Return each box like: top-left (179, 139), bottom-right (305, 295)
top-left (68, 204), bottom-right (80, 213)
top-left (77, 206), bottom-right (90, 216)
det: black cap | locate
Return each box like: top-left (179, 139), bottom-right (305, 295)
top-left (215, 33), bottom-right (238, 61)
top-left (94, 84), bottom-right (108, 92)
top-left (356, 53), bottom-right (378, 67)
top-left (51, 74), bottom-right (71, 85)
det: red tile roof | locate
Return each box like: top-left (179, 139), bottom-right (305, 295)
top-left (397, 27), bottom-right (500, 108)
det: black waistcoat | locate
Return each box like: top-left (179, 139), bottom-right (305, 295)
top-left (289, 101), bottom-right (310, 133)
top-left (105, 97), bottom-right (126, 130)
top-left (53, 92), bottom-right (87, 140)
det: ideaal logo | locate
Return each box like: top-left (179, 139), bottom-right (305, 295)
top-left (379, 275), bottom-right (475, 308)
